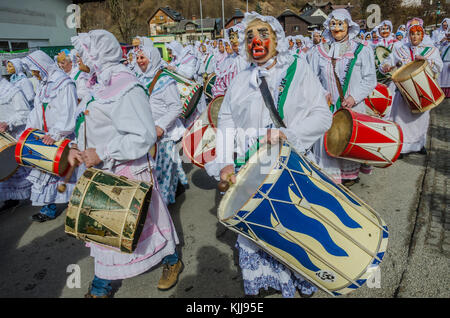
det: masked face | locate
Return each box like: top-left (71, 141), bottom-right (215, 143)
top-left (444, 22), bottom-right (448, 31)
top-left (372, 32), bottom-right (378, 40)
top-left (330, 18), bottom-right (349, 41)
top-left (167, 48), bottom-right (173, 61)
top-left (136, 50), bottom-right (150, 72)
top-left (225, 42), bottom-right (233, 54)
top-left (396, 34), bottom-right (404, 41)
top-left (245, 19), bottom-right (277, 65)
top-left (201, 45), bottom-right (207, 53)
top-left (410, 30), bottom-right (424, 46)
top-left (313, 33), bottom-right (322, 45)
top-left (31, 70), bottom-right (41, 81)
top-left (295, 39), bottom-right (302, 48)
top-left (218, 41), bottom-right (225, 53)
top-left (229, 30), bottom-right (239, 47)
top-left (380, 25), bottom-right (391, 38)
top-left (58, 59), bottom-right (72, 74)
top-left (6, 62), bottom-right (15, 75)
top-left (289, 39), bottom-right (294, 48)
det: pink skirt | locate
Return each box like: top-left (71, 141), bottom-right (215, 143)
top-left (87, 161), bottom-right (179, 280)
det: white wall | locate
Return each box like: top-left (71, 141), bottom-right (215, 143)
top-left (0, 0), bottom-right (77, 47)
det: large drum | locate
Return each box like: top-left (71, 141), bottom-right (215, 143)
top-left (324, 109), bottom-right (403, 168)
top-left (162, 69), bottom-right (203, 119)
top-left (364, 83), bottom-right (392, 118)
top-left (0, 132), bottom-right (19, 182)
top-left (375, 46), bottom-right (392, 84)
top-left (182, 96), bottom-right (223, 168)
top-left (203, 73), bottom-right (216, 100)
top-left (65, 168), bottom-right (153, 254)
top-left (391, 59), bottom-right (445, 113)
top-left (15, 128), bottom-right (71, 176)
top-left (218, 141), bottom-right (389, 296)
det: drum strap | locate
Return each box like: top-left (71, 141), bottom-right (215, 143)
top-left (205, 55), bottom-right (214, 72)
top-left (259, 76), bottom-right (286, 129)
top-left (331, 43), bottom-right (364, 113)
top-left (42, 103), bottom-right (48, 132)
top-left (147, 70), bottom-right (164, 96)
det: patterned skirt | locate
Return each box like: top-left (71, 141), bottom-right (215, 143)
top-left (236, 235), bottom-right (318, 298)
top-left (0, 167), bottom-right (32, 201)
top-left (155, 140), bottom-right (188, 205)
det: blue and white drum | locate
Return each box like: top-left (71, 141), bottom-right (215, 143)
top-left (218, 141), bottom-right (389, 296)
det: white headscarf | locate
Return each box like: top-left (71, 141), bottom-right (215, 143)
top-left (138, 42), bottom-right (163, 82)
top-left (322, 9), bottom-right (360, 42)
top-left (71, 30), bottom-right (133, 88)
top-left (377, 20), bottom-right (394, 37)
top-left (7, 58), bottom-right (27, 83)
top-left (166, 40), bottom-right (184, 62)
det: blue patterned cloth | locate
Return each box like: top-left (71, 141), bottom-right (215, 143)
top-left (155, 140), bottom-right (188, 205)
top-left (236, 236), bottom-right (318, 298)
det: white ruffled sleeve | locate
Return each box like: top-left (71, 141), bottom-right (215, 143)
top-left (97, 86), bottom-right (157, 163)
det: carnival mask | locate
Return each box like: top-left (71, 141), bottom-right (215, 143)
top-left (246, 19), bottom-right (277, 65)
top-left (443, 22), bottom-right (448, 30)
top-left (57, 52), bottom-right (72, 73)
top-left (380, 25), bottom-right (391, 38)
top-left (225, 42), bottom-right (233, 54)
top-left (409, 26), bottom-right (424, 46)
top-left (6, 62), bottom-right (15, 75)
top-left (229, 30), bottom-right (239, 47)
top-left (295, 39), bottom-right (302, 48)
top-left (218, 40), bottom-right (225, 54)
top-left (330, 18), bottom-right (349, 41)
top-left (313, 33), bottom-right (322, 45)
top-left (136, 50), bottom-right (149, 72)
top-left (132, 38), bottom-right (140, 49)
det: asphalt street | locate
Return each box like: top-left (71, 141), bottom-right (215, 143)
top-left (0, 100), bottom-right (448, 299)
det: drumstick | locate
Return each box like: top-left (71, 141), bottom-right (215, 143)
top-left (218, 180), bottom-right (231, 192)
top-left (57, 161), bottom-right (77, 193)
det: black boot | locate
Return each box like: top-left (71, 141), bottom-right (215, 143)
top-left (418, 147), bottom-right (427, 155)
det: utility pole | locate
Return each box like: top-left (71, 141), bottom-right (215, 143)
top-left (200, 0), bottom-right (204, 41)
top-left (222, 0), bottom-right (225, 37)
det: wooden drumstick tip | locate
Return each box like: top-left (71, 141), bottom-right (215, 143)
top-left (218, 180), bottom-right (230, 192)
top-left (57, 183), bottom-right (67, 193)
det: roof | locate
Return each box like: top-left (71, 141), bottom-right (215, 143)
top-left (225, 8), bottom-right (245, 26)
top-left (173, 18), bottom-right (217, 34)
top-left (72, 0), bottom-right (105, 3)
top-left (277, 9), bottom-right (302, 19)
top-left (300, 15), bottom-right (327, 26)
top-left (148, 6), bottom-right (184, 24)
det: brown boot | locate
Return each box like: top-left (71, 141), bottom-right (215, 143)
top-left (157, 260), bottom-right (183, 291)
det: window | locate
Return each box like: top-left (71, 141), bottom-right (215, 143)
top-left (293, 26), bottom-right (299, 32)
top-left (11, 42), bottom-right (28, 51)
top-left (0, 41), bottom-right (9, 52)
top-left (159, 16), bottom-right (164, 21)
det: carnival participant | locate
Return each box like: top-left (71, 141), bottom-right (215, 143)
top-left (0, 78), bottom-right (32, 212)
top-left (380, 19), bottom-right (443, 156)
top-left (205, 12), bottom-right (332, 298)
top-left (211, 39), bottom-right (236, 98)
top-left (439, 30), bottom-right (450, 97)
top-left (309, 9), bottom-right (377, 186)
top-left (377, 20), bottom-right (397, 49)
top-left (56, 49), bottom-right (90, 102)
top-left (136, 42), bottom-right (188, 205)
top-left (432, 18), bottom-right (450, 46)
top-left (21, 50), bottom-right (77, 222)
top-left (312, 29), bottom-right (323, 46)
top-left (70, 30), bottom-right (182, 297)
top-left (370, 27), bottom-right (380, 49)
top-left (396, 31), bottom-right (406, 42)
top-left (6, 58), bottom-right (35, 107)
top-left (197, 43), bottom-right (216, 79)
top-left (166, 40), bottom-right (198, 79)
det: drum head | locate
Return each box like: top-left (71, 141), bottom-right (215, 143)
top-left (0, 143), bottom-right (19, 181)
top-left (57, 145), bottom-right (70, 176)
top-left (326, 110), bottom-right (353, 157)
top-left (219, 143), bottom-right (280, 221)
top-left (375, 46), bottom-right (391, 65)
top-left (208, 96), bottom-right (224, 128)
top-left (392, 60), bottom-right (426, 83)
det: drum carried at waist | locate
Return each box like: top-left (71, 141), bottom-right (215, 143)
top-left (162, 69), bottom-right (203, 119)
top-left (182, 95), bottom-right (223, 168)
top-left (15, 128), bottom-right (71, 177)
top-left (0, 132), bottom-right (19, 182)
top-left (218, 141), bottom-right (389, 296)
top-left (324, 109), bottom-right (403, 168)
top-left (65, 168), bottom-right (153, 254)
top-left (391, 59), bottom-right (445, 113)
top-left (364, 83), bottom-right (393, 118)
top-left (375, 46), bottom-right (393, 84)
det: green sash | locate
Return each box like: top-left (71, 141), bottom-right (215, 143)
top-left (234, 58), bottom-right (298, 167)
top-left (74, 96), bottom-right (95, 138)
top-left (331, 43), bottom-right (364, 113)
top-left (74, 70), bottom-right (82, 81)
top-left (205, 55), bottom-right (214, 72)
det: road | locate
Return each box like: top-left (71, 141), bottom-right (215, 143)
top-left (0, 100), bottom-right (448, 299)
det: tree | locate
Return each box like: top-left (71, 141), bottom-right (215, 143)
top-left (106, 0), bottom-right (144, 43)
top-left (255, 1), bottom-right (262, 14)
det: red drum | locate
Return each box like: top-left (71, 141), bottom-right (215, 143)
top-left (364, 83), bottom-right (392, 118)
top-left (391, 60), bottom-right (445, 113)
top-left (182, 96), bottom-right (223, 168)
top-left (324, 109), bottom-right (403, 168)
top-left (15, 128), bottom-right (71, 176)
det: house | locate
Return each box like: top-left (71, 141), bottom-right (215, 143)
top-left (277, 9), bottom-right (309, 36)
top-left (147, 6), bottom-right (184, 36)
top-left (224, 8), bottom-right (245, 30)
top-left (173, 17), bottom-right (219, 43)
top-left (300, 1), bottom-right (334, 15)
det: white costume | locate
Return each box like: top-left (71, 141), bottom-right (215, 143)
top-left (0, 78), bottom-right (32, 202)
top-left (22, 50), bottom-right (77, 206)
top-left (432, 18), bottom-right (450, 47)
top-left (439, 36), bottom-right (450, 95)
top-left (206, 12), bottom-right (332, 298)
top-left (376, 20), bottom-right (397, 49)
top-left (309, 9), bottom-right (377, 183)
top-left (72, 30), bottom-right (179, 280)
top-left (380, 26), bottom-right (443, 154)
top-left (136, 42), bottom-right (188, 205)
top-left (7, 58), bottom-right (35, 106)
